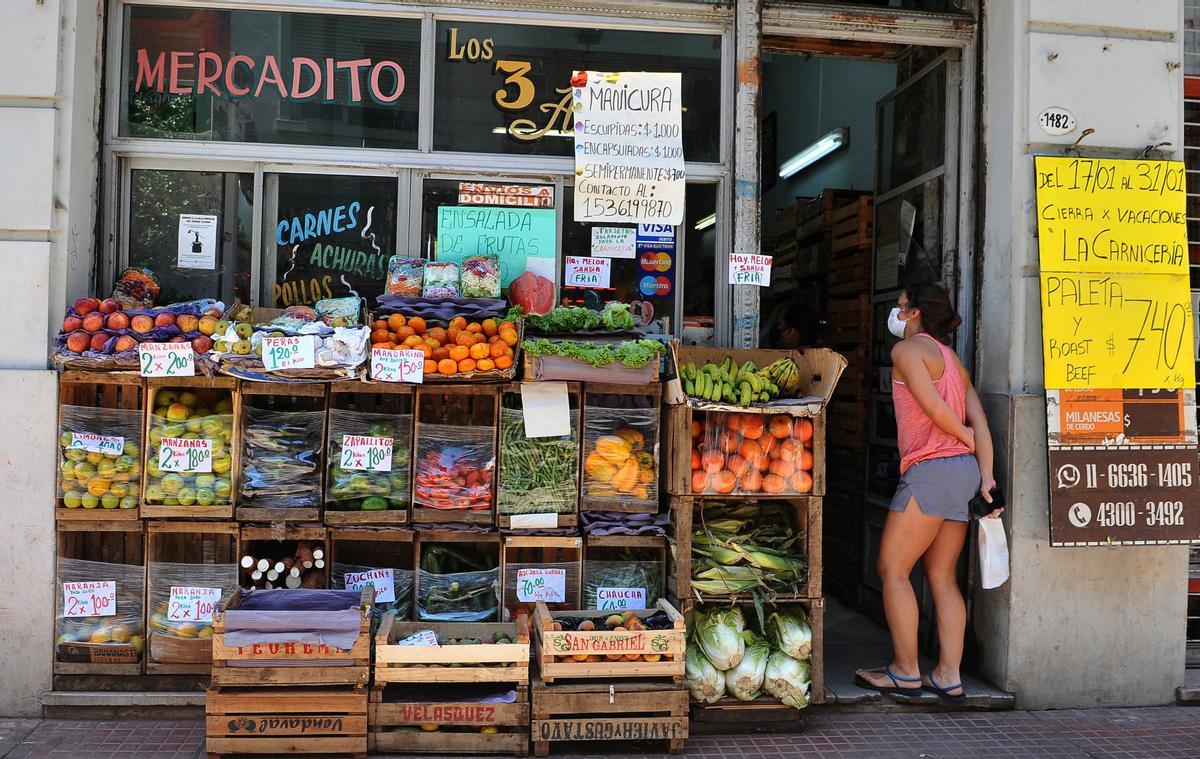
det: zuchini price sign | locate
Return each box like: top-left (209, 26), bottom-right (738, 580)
top-left (1034, 156), bottom-right (1199, 545)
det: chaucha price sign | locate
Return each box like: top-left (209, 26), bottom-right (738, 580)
top-left (1035, 156), bottom-right (1200, 545)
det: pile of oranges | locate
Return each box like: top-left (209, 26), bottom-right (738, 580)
top-left (370, 314), bottom-right (519, 376)
top-left (689, 412), bottom-right (815, 495)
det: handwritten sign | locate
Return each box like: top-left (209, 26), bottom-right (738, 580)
top-left (564, 256), bottom-right (611, 289)
top-left (340, 435), bottom-right (393, 473)
top-left (729, 253), bottom-right (773, 286)
top-left (371, 347), bottom-right (424, 383)
top-left (458, 182), bottom-right (554, 208)
top-left (66, 433), bottom-right (125, 456)
top-left (139, 343), bottom-right (195, 377)
top-left (436, 206), bottom-right (556, 287)
top-left (596, 587), bottom-right (646, 610)
top-left (1035, 156), bottom-right (1194, 389)
top-left (62, 580), bottom-right (116, 618)
top-left (396, 629), bottom-right (439, 647)
top-left (167, 586), bottom-right (221, 623)
top-left (573, 71), bottom-right (685, 225)
top-left (344, 568), bottom-right (397, 603)
top-left (516, 567), bottom-right (566, 603)
top-left (262, 335), bottom-right (316, 371)
top-left (591, 226), bottom-right (636, 259)
top-left (159, 437), bottom-right (213, 473)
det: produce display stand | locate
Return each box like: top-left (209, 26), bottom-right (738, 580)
top-left (579, 382), bottom-right (663, 515)
top-left (414, 529), bottom-right (503, 623)
top-left (533, 599), bottom-right (686, 683)
top-left (238, 524), bottom-right (329, 589)
top-left (501, 534), bottom-right (583, 619)
top-left (496, 382), bottom-right (582, 530)
top-left (141, 375), bottom-right (241, 520)
top-left (56, 371), bottom-right (144, 521)
top-left (144, 520), bottom-right (239, 675)
top-left (324, 381), bottom-right (414, 526)
top-left (328, 526), bottom-right (416, 621)
top-left (205, 685), bottom-right (369, 759)
top-left (234, 380), bottom-right (327, 524)
top-left (530, 674), bottom-right (687, 757)
top-left (411, 385), bottom-right (500, 525)
top-left (370, 612), bottom-right (530, 755)
top-left (522, 350), bottom-right (659, 384)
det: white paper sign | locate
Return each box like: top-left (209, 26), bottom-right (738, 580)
top-left (167, 586), bottom-right (221, 623)
top-left (159, 437), bottom-right (213, 473)
top-left (591, 226), bottom-right (637, 259)
top-left (66, 433), bottom-right (125, 456)
top-left (344, 568), bottom-right (397, 604)
top-left (572, 71), bottom-right (685, 225)
top-left (340, 435), bottom-right (393, 473)
top-left (728, 253), bottom-right (773, 286)
top-left (262, 335), bottom-right (315, 371)
top-left (520, 382), bottom-right (571, 438)
top-left (564, 256), bottom-right (611, 289)
top-left (516, 567), bottom-right (567, 603)
top-left (396, 630), bottom-right (440, 646)
top-left (177, 214), bottom-right (218, 270)
top-left (509, 512), bottom-right (560, 529)
top-left (596, 587), bottom-right (647, 610)
top-left (371, 347), bottom-right (424, 383)
top-left (139, 342), bottom-right (196, 377)
top-left (62, 580), bottom-right (116, 618)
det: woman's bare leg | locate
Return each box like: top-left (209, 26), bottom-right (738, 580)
top-left (921, 519), bottom-right (969, 695)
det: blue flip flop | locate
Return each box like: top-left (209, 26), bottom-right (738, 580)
top-left (854, 666), bottom-right (924, 699)
top-left (924, 672), bottom-right (967, 704)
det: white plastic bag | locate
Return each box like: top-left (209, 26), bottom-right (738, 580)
top-left (977, 516), bottom-right (1009, 590)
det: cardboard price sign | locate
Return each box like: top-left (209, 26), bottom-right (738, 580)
top-left (66, 433), bottom-right (125, 456)
top-left (262, 335), bottom-right (315, 371)
top-left (167, 586), bottom-right (221, 622)
top-left (729, 253), bottom-right (772, 286)
top-left (62, 580), bottom-right (117, 618)
top-left (596, 587), bottom-right (646, 610)
top-left (564, 256), bottom-right (611, 289)
top-left (139, 343), bottom-right (195, 377)
top-left (159, 437), bottom-right (213, 473)
top-left (340, 435), bottom-right (393, 472)
top-left (371, 347), bottom-right (424, 383)
top-left (516, 567), bottom-right (566, 603)
top-left (395, 630), bottom-right (440, 647)
top-left (344, 567), bottom-right (396, 603)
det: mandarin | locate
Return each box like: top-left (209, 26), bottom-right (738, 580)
top-left (449, 316), bottom-right (467, 330)
top-left (449, 345), bottom-right (470, 361)
top-left (408, 317), bottom-right (426, 334)
top-left (371, 328), bottom-right (391, 344)
top-left (489, 342), bottom-right (508, 358)
top-left (397, 326), bottom-right (415, 340)
top-left (437, 358), bottom-right (457, 375)
top-left (476, 358), bottom-right (495, 371)
top-left (386, 313), bottom-right (406, 331)
top-left (499, 330), bottom-right (519, 347)
top-left (457, 358), bottom-right (477, 372)
top-left (424, 359), bottom-right (438, 374)
top-left (469, 343), bottom-right (489, 360)
top-left (482, 318), bottom-right (498, 336)
top-left (372, 319), bottom-right (388, 331)
top-left (466, 322), bottom-right (483, 334)
top-left (495, 355), bottom-right (513, 369)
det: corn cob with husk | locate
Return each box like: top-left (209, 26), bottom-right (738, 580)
top-left (690, 501), bottom-right (807, 600)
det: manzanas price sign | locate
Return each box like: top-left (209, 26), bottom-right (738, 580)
top-left (1035, 156), bottom-right (1199, 546)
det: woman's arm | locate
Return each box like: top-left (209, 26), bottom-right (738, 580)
top-left (892, 342), bottom-right (974, 450)
top-left (959, 360), bottom-right (1002, 515)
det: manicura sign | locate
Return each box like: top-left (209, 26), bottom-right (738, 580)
top-left (134, 50), bottom-right (406, 104)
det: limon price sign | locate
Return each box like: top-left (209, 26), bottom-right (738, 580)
top-left (62, 580), bottom-right (116, 618)
top-left (167, 586), bottom-right (221, 623)
top-left (262, 335), bottom-right (315, 371)
top-left (340, 435), bottom-right (392, 472)
top-left (516, 567), bottom-right (566, 603)
top-left (139, 343), bottom-right (195, 377)
top-left (344, 568), bottom-right (397, 603)
top-left (371, 347), bottom-right (424, 383)
top-left (66, 433), bottom-right (125, 455)
top-left (729, 253), bottom-right (772, 286)
top-left (159, 437), bottom-right (213, 473)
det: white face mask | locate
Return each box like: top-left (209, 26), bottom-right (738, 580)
top-left (887, 307), bottom-right (911, 339)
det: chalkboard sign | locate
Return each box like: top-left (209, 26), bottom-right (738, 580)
top-left (435, 205), bottom-right (555, 287)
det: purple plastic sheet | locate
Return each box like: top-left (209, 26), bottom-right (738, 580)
top-left (237, 588), bottom-right (363, 611)
top-left (581, 511), bottom-right (669, 537)
top-left (374, 295), bottom-right (508, 323)
top-left (223, 589), bottom-right (364, 653)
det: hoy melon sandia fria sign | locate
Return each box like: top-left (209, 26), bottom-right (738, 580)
top-left (1034, 155), bottom-right (1198, 545)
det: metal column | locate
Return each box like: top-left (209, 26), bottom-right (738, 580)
top-left (731, 0), bottom-right (762, 347)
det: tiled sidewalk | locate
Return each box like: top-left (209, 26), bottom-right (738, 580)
top-left (1, 707), bottom-right (1198, 758)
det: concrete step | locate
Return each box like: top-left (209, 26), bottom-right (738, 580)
top-left (42, 691), bottom-right (206, 707)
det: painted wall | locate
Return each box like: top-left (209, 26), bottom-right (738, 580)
top-left (761, 54), bottom-right (896, 239)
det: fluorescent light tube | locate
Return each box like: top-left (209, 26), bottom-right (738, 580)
top-left (694, 213), bottom-right (716, 231)
top-left (778, 127), bottom-right (849, 179)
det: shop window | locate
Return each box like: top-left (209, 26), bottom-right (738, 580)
top-left (121, 6), bottom-right (421, 149)
top-left (127, 169), bottom-right (253, 305)
top-left (1188, 0), bottom-right (1200, 77)
top-left (433, 21), bottom-right (721, 162)
top-left (876, 62), bottom-right (945, 194)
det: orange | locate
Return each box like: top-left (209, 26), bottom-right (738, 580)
top-left (717, 430), bottom-right (741, 453)
top-left (447, 328), bottom-right (462, 344)
top-left (739, 469), bottom-right (763, 493)
top-left (408, 317), bottom-right (426, 334)
top-left (396, 326), bottom-right (415, 340)
top-left (711, 470), bottom-right (737, 494)
top-left (691, 471), bottom-right (710, 492)
top-left (455, 332), bottom-right (475, 347)
top-left (790, 470), bottom-right (813, 494)
top-left (799, 449), bottom-right (814, 471)
top-left (741, 416), bottom-right (765, 440)
top-left (778, 439), bottom-right (802, 463)
top-left (432, 347), bottom-right (450, 361)
top-left (386, 313), bottom-right (406, 331)
top-left (495, 355), bottom-right (513, 370)
top-left (437, 358), bottom-right (457, 375)
top-left (403, 335), bottom-right (424, 348)
top-left (419, 344), bottom-right (433, 357)
top-left (424, 359), bottom-right (438, 374)
top-left (793, 418), bottom-right (814, 443)
top-left (499, 329), bottom-right (519, 347)
top-left (457, 358), bottom-right (477, 372)
top-left (490, 342), bottom-right (508, 358)
top-left (700, 449), bottom-right (725, 473)
top-left (476, 358), bottom-right (495, 371)
top-left (372, 319), bottom-right (388, 331)
top-left (737, 439), bottom-right (762, 461)
top-left (449, 345), bottom-right (470, 361)
top-left (769, 415), bottom-right (793, 439)
top-left (769, 459), bottom-right (795, 478)
top-left (691, 449), bottom-right (702, 471)
top-left (726, 454), bottom-right (749, 477)
top-left (482, 318), bottom-right (498, 336)
top-left (691, 420), bottom-right (702, 439)
top-left (499, 321), bottom-right (516, 333)
top-left (466, 322), bottom-right (483, 334)
top-left (427, 327), bottom-right (447, 344)
top-left (449, 316), bottom-right (467, 330)
top-left (469, 343), bottom-right (489, 360)
top-left (762, 474), bottom-right (787, 494)
top-left (371, 328), bottom-right (391, 344)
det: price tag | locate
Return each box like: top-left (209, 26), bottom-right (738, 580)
top-left (66, 433), bottom-right (125, 456)
top-left (159, 437), bottom-right (213, 473)
top-left (344, 568), bottom-right (396, 603)
top-left (396, 629), bottom-right (440, 646)
top-left (728, 253), bottom-right (773, 286)
top-left (564, 256), bottom-right (612, 289)
top-left (371, 348), bottom-right (424, 384)
top-left (62, 580), bottom-right (116, 618)
top-left (340, 435), bottom-right (393, 472)
top-left (262, 335), bottom-right (315, 371)
top-left (167, 586), bottom-right (221, 622)
top-left (139, 343), bottom-right (195, 377)
top-left (596, 587), bottom-right (646, 610)
top-left (516, 567), bottom-right (566, 603)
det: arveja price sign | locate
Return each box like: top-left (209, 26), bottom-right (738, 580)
top-left (344, 568), bottom-right (397, 603)
top-left (516, 567), bottom-right (566, 603)
top-left (66, 433), bottom-right (125, 456)
top-left (62, 580), bottom-right (117, 618)
top-left (728, 253), bottom-right (773, 286)
top-left (167, 586), bottom-right (221, 623)
top-left (262, 335), bottom-right (315, 371)
top-left (371, 347), bottom-right (424, 383)
top-left (340, 435), bottom-right (393, 472)
top-left (159, 437), bottom-right (213, 473)
top-left (139, 342), bottom-right (195, 377)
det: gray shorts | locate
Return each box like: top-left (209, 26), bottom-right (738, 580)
top-left (889, 454), bottom-right (981, 523)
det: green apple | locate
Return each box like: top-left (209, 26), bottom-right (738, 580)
top-left (65, 448), bottom-right (87, 463)
top-left (176, 487), bottom-right (196, 506)
top-left (145, 484), bottom-right (164, 503)
top-left (162, 496), bottom-right (179, 506)
top-left (195, 489), bottom-right (215, 506)
top-left (214, 399), bottom-right (233, 414)
top-left (212, 454), bottom-right (232, 475)
top-left (62, 491), bottom-right (83, 509)
top-left (178, 391), bottom-right (198, 409)
top-left (185, 417), bottom-right (204, 433)
top-left (213, 478), bottom-right (232, 499)
top-left (100, 493), bottom-right (120, 510)
top-left (81, 493), bottom-right (100, 509)
top-left (114, 454), bottom-right (134, 473)
top-left (160, 473), bottom-right (184, 494)
top-left (195, 474), bottom-right (216, 490)
top-left (119, 496), bottom-right (138, 510)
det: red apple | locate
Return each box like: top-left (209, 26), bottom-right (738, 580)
top-left (154, 312), bottom-right (176, 328)
top-left (113, 335), bottom-right (137, 352)
top-left (99, 299), bottom-right (122, 314)
top-left (65, 331), bottom-right (90, 353)
top-left (169, 336), bottom-right (188, 343)
top-left (81, 313), bottom-right (105, 333)
top-left (90, 333), bottom-right (111, 353)
top-left (62, 315), bottom-right (82, 332)
top-left (106, 312), bottom-right (130, 331)
top-left (176, 314), bottom-right (200, 333)
top-left (131, 314), bottom-right (154, 334)
top-left (74, 297), bottom-right (100, 315)
top-left (191, 335), bottom-right (213, 354)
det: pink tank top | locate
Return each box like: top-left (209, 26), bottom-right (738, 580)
top-left (892, 334), bottom-right (972, 473)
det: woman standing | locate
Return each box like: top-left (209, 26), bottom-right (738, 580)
top-left (854, 283), bottom-right (1001, 703)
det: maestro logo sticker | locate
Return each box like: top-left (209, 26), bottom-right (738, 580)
top-left (639, 275), bottom-right (672, 297)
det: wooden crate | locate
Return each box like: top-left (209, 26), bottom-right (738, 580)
top-left (530, 675), bottom-right (687, 756)
top-left (328, 527), bottom-right (415, 614)
top-left (370, 684), bottom-right (529, 755)
top-left (56, 371), bottom-right (144, 521)
top-left (235, 381), bottom-right (326, 524)
top-left (325, 382), bottom-right (414, 527)
top-left (142, 376), bottom-right (241, 520)
top-left (664, 344), bottom-right (846, 414)
top-left (54, 520), bottom-right (145, 675)
top-left (373, 612), bottom-right (530, 685)
top-left (412, 385), bottom-right (499, 525)
top-left (206, 685), bottom-right (367, 758)
top-left (210, 585), bottom-right (372, 688)
top-left (533, 600), bottom-right (686, 683)
top-left (830, 195), bottom-right (873, 254)
top-left (580, 382), bottom-right (663, 515)
top-left (414, 530), bottom-right (502, 623)
top-left (583, 534), bottom-right (668, 611)
top-left (145, 520), bottom-right (240, 675)
top-left (501, 535), bottom-right (583, 619)
top-left (239, 524), bottom-right (329, 589)
top-left (497, 382), bottom-right (581, 530)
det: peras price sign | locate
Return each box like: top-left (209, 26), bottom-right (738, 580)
top-left (262, 335), bottom-right (315, 371)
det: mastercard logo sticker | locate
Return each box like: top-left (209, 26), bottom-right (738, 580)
top-left (639, 275), bottom-right (672, 297)
top-left (639, 251), bottom-right (672, 273)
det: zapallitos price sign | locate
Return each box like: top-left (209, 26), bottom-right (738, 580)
top-left (341, 435), bottom-right (392, 472)
top-left (1035, 155), bottom-right (1199, 546)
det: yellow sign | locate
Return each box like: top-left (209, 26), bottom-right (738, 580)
top-left (1035, 156), bottom-right (1195, 389)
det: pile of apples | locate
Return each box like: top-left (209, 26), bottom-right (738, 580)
top-left (61, 296), bottom-right (223, 355)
